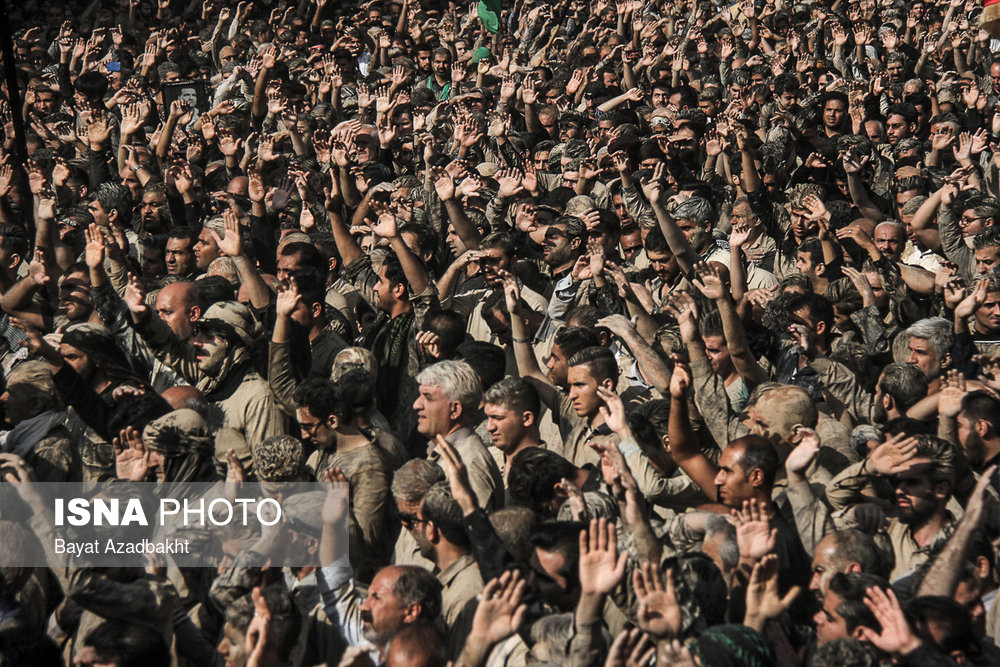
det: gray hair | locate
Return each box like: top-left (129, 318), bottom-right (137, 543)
top-left (672, 196), bottom-right (713, 227)
top-left (416, 360), bottom-right (482, 413)
top-left (530, 613), bottom-right (574, 662)
top-left (904, 317), bottom-right (953, 361)
top-left (703, 513), bottom-right (739, 573)
top-left (391, 459), bottom-right (445, 505)
top-left (900, 196), bottom-right (927, 217)
top-left (873, 219), bottom-right (905, 237)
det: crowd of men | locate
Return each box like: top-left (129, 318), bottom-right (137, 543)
top-left (2, 0), bottom-right (1000, 663)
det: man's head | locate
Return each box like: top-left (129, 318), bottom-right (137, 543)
top-left (165, 228), bottom-right (199, 276)
top-left (413, 360), bottom-right (482, 438)
top-left (191, 301), bottom-right (256, 375)
top-left (138, 183), bottom-right (170, 233)
top-left (88, 183), bottom-right (132, 227)
top-left (744, 385), bottom-right (818, 454)
top-left (814, 573), bottom-right (886, 646)
top-left (58, 263), bottom-right (94, 322)
top-left (713, 435), bottom-right (779, 508)
top-left (905, 318), bottom-right (952, 381)
top-left (507, 447), bottom-right (579, 517)
top-left (219, 586), bottom-right (301, 667)
top-left (671, 197), bottom-right (713, 252)
top-left (374, 254), bottom-right (410, 314)
top-left (794, 237), bottom-right (827, 283)
top-left (892, 435), bottom-right (956, 525)
top-left (411, 481), bottom-right (470, 562)
top-left (155, 281), bottom-right (204, 340)
top-left (75, 622), bottom-right (170, 667)
top-left (293, 378), bottom-right (349, 449)
top-left (885, 103), bottom-right (917, 144)
top-left (385, 621), bottom-right (448, 667)
top-left (873, 363), bottom-right (929, 425)
top-left (483, 378), bottom-right (541, 456)
top-left (194, 218), bottom-right (224, 271)
top-left (566, 347), bottom-right (618, 420)
top-left (0, 223), bottom-right (29, 272)
top-left (957, 392), bottom-right (1000, 467)
top-left (546, 326), bottom-right (601, 388)
top-left (477, 232), bottom-right (516, 286)
top-left (359, 566), bottom-right (443, 648)
top-left (4, 350), bottom-right (62, 424)
top-left (542, 216), bottom-right (585, 269)
top-left (873, 221), bottom-right (906, 262)
top-left (810, 531), bottom-right (887, 600)
top-left (973, 229), bottom-right (1000, 277)
top-left (642, 227), bottom-right (679, 284)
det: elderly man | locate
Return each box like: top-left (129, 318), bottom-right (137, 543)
top-left (414, 360), bottom-right (504, 511)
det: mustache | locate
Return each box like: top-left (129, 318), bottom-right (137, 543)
top-left (360, 611), bottom-right (373, 624)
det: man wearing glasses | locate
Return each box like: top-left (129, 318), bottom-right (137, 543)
top-left (937, 178), bottom-right (999, 280)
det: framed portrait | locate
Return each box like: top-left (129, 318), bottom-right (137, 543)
top-left (162, 79), bottom-right (210, 124)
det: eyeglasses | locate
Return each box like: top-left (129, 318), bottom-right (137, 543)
top-left (398, 511), bottom-right (427, 529)
top-left (960, 215), bottom-right (988, 226)
top-left (299, 421), bottom-right (325, 434)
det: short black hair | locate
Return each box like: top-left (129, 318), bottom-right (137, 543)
top-left (567, 346), bottom-right (618, 384)
top-left (553, 326), bottom-right (601, 359)
top-left (82, 622), bottom-right (170, 667)
top-left (507, 448), bottom-right (576, 509)
top-left (293, 377), bottom-right (348, 422)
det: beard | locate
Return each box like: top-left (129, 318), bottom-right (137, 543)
top-left (872, 401), bottom-right (887, 425)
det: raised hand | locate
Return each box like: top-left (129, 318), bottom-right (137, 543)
top-left (729, 499), bottom-right (777, 563)
top-left (468, 570), bottom-right (527, 646)
top-left (633, 561), bottom-right (682, 639)
top-left (84, 224), bottom-right (107, 269)
top-left (212, 213), bottom-right (243, 257)
top-left (744, 553), bottom-right (800, 631)
top-left (859, 586), bottom-right (921, 655)
top-left (124, 272), bottom-right (148, 316)
top-left (869, 433), bottom-right (920, 475)
top-left (113, 426), bottom-right (150, 481)
top-left (579, 517), bottom-right (628, 596)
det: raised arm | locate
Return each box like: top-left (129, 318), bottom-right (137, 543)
top-left (503, 271), bottom-right (562, 411)
top-left (372, 213), bottom-right (429, 296)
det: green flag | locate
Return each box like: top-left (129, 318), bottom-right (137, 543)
top-left (477, 0), bottom-right (502, 34)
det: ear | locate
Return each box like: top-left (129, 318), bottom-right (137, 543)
top-left (815, 319), bottom-right (827, 336)
top-left (570, 237), bottom-right (582, 251)
top-left (600, 377), bottom-right (615, 392)
top-left (748, 468), bottom-right (765, 488)
top-left (392, 282), bottom-right (407, 300)
top-left (402, 602), bottom-right (423, 624)
top-left (522, 411), bottom-right (536, 428)
top-left (882, 394), bottom-right (893, 411)
top-left (328, 257), bottom-right (338, 274)
top-left (846, 561), bottom-right (863, 574)
top-left (189, 305), bottom-right (202, 321)
top-left (327, 414), bottom-right (340, 431)
top-left (78, 185), bottom-right (88, 198)
top-left (975, 419), bottom-right (991, 439)
top-left (448, 400), bottom-right (463, 422)
top-left (107, 209), bottom-right (118, 223)
top-left (941, 353), bottom-right (952, 371)
top-left (814, 261), bottom-right (826, 277)
top-left (974, 555), bottom-right (991, 579)
top-left (311, 301), bottom-right (323, 320)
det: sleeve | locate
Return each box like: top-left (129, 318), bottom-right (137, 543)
top-left (826, 459), bottom-right (875, 512)
top-left (937, 204), bottom-right (975, 279)
top-left (689, 357), bottom-right (738, 448)
top-left (241, 386), bottom-right (289, 451)
top-left (785, 480), bottom-right (834, 556)
top-left (132, 313), bottom-right (205, 385)
top-left (267, 340), bottom-right (301, 417)
top-left (315, 562), bottom-right (367, 647)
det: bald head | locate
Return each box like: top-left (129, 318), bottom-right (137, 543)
top-left (160, 385), bottom-right (203, 410)
top-left (156, 281), bottom-right (203, 340)
top-left (385, 622), bottom-right (447, 667)
top-left (748, 386), bottom-right (818, 453)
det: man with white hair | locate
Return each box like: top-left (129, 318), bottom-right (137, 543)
top-left (413, 360), bottom-right (503, 511)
